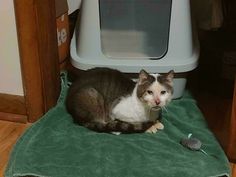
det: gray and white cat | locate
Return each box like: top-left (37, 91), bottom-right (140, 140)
top-left (66, 67), bottom-right (174, 134)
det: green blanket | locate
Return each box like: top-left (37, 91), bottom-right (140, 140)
top-left (5, 73), bottom-right (230, 177)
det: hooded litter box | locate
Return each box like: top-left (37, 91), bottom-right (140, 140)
top-left (70, 0), bottom-right (199, 98)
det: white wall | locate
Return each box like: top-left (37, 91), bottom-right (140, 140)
top-left (0, 1), bottom-right (24, 96)
top-left (67, 0), bottom-right (81, 14)
top-left (0, 0), bottom-right (81, 96)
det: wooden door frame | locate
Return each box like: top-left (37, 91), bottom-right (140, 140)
top-left (227, 77), bottom-right (236, 161)
top-left (14, 0), bottom-right (60, 122)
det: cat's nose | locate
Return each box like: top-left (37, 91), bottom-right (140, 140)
top-left (155, 99), bottom-right (160, 105)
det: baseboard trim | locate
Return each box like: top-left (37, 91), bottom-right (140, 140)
top-left (0, 112), bottom-right (27, 123)
top-left (0, 93), bottom-right (27, 122)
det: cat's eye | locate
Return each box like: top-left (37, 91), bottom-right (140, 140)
top-left (147, 90), bottom-right (153, 95)
top-left (161, 90), bottom-right (166, 95)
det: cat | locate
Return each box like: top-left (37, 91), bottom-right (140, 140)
top-left (66, 67), bottom-right (174, 134)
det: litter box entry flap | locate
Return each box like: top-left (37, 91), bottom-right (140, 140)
top-left (99, 0), bottom-right (172, 59)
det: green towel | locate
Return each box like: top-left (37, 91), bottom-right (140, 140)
top-left (5, 73), bottom-right (231, 177)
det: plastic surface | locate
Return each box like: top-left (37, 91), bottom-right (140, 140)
top-left (70, 0), bottom-right (200, 98)
top-left (99, 0), bottom-right (172, 59)
top-left (70, 0), bottom-right (199, 73)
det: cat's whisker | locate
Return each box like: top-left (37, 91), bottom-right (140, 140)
top-left (161, 106), bottom-right (168, 114)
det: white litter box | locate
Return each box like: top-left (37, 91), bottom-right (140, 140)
top-left (70, 0), bottom-right (199, 98)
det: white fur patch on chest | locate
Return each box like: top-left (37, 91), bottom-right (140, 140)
top-left (110, 87), bottom-right (148, 123)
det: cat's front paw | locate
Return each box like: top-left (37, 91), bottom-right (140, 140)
top-left (145, 122), bottom-right (164, 134)
top-left (154, 122), bottom-right (164, 130)
top-left (145, 125), bottom-right (158, 134)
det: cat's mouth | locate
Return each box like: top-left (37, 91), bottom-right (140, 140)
top-left (151, 106), bottom-right (161, 111)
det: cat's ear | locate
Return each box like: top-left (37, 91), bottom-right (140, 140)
top-left (138, 69), bottom-right (149, 84)
top-left (165, 70), bottom-right (174, 82)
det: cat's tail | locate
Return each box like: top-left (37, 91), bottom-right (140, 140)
top-left (83, 120), bottom-right (155, 134)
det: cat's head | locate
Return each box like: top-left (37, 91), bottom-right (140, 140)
top-left (136, 69), bottom-right (174, 108)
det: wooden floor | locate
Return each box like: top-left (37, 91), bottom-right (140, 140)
top-left (232, 163), bottom-right (236, 177)
top-left (0, 120), bottom-right (30, 177)
top-left (0, 120), bottom-right (235, 177)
